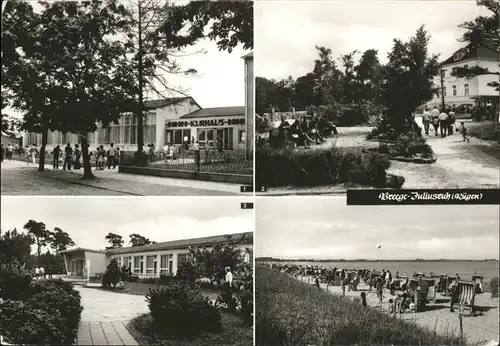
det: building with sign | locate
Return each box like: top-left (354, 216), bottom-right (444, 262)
top-left (22, 51), bottom-right (254, 153)
top-left (61, 232), bottom-right (253, 278)
top-left (165, 106), bottom-right (246, 150)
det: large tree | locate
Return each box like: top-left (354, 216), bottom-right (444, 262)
top-left (23, 220), bottom-right (51, 262)
top-left (2, 0), bottom-right (137, 176)
top-left (311, 46), bottom-right (344, 106)
top-left (380, 26), bottom-right (440, 134)
top-left (0, 228), bottom-right (34, 264)
top-left (49, 227), bottom-right (75, 254)
top-left (129, 233), bottom-right (155, 247)
top-left (105, 232), bottom-right (124, 249)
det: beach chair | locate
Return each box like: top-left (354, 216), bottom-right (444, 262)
top-left (457, 280), bottom-right (476, 315)
top-left (409, 278), bottom-right (428, 312)
top-left (421, 277), bottom-right (437, 303)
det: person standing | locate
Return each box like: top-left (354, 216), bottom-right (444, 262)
top-left (107, 142), bottom-right (117, 169)
top-left (73, 144), bottom-right (81, 170)
top-left (63, 143), bottom-right (73, 170)
top-left (52, 145), bottom-right (61, 169)
top-left (430, 107), bottom-right (440, 136)
top-left (422, 108), bottom-right (431, 135)
top-left (30, 145), bottom-right (37, 164)
top-left (6, 143), bottom-right (13, 160)
top-left (448, 110), bottom-right (456, 135)
top-left (438, 110), bottom-right (448, 138)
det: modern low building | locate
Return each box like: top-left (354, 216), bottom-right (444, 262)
top-left (427, 42), bottom-right (500, 110)
top-left (61, 232), bottom-right (253, 278)
top-left (22, 52), bottom-right (254, 154)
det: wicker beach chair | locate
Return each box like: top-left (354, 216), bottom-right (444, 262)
top-left (457, 280), bottom-right (476, 315)
top-left (421, 277), bottom-right (437, 303)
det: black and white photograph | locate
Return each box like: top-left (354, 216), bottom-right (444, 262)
top-left (255, 197), bottom-right (500, 345)
top-left (0, 196), bottom-right (254, 345)
top-left (255, 0), bottom-right (500, 196)
top-left (1, 0), bottom-right (253, 196)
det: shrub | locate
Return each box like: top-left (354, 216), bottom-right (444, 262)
top-left (216, 283), bottom-right (238, 312)
top-left (256, 146), bottom-right (390, 188)
top-left (129, 275), bottom-right (139, 282)
top-left (176, 260), bottom-right (200, 288)
top-left (0, 278), bottom-right (83, 345)
top-left (102, 259), bottom-right (121, 289)
top-left (0, 265), bottom-right (32, 301)
top-left (145, 281), bottom-right (222, 336)
top-left (158, 273), bottom-right (175, 285)
top-left (137, 277), bottom-right (160, 285)
top-left (236, 264), bottom-right (253, 327)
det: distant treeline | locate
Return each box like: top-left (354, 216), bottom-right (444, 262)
top-left (257, 257), bottom-right (498, 262)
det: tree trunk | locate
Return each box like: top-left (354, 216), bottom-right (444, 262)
top-left (80, 135), bottom-right (95, 179)
top-left (38, 125), bottom-right (48, 171)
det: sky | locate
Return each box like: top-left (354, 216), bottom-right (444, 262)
top-left (255, 0), bottom-right (490, 80)
top-left (4, 0), bottom-right (249, 120)
top-left (256, 198), bottom-right (500, 260)
top-left (1, 197), bottom-right (253, 252)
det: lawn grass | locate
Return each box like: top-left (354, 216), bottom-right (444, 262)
top-left (467, 121), bottom-right (500, 144)
top-left (256, 265), bottom-right (468, 346)
top-left (128, 311), bottom-right (253, 346)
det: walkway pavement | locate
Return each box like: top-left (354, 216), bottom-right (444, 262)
top-left (75, 287), bottom-right (149, 345)
top-left (1, 160), bottom-right (240, 195)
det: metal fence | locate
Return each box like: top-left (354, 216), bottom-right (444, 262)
top-left (120, 149), bottom-right (253, 175)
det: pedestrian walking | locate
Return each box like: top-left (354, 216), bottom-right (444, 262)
top-left (73, 144), bottom-right (81, 169)
top-left (6, 143), bottom-right (14, 160)
top-left (107, 142), bottom-right (117, 169)
top-left (52, 145), bottom-right (61, 169)
top-left (430, 107), bottom-right (440, 136)
top-left (459, 122), bottom-right (470, 142)
top-left (422, 108), bottom-right (431, 135)
top-left (448, 110), bottom-right (456, 135)
top-left (63, 143), bottom-right (73, 170)
top-left (438, 111), bottom-right (448, 138)
top-left (30, 145), bottom-right (37, 164)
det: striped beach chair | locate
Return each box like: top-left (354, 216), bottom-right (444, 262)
top-left (457, 280), bottom-right (476, 315)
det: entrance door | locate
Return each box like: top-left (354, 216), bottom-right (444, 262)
top-left (153, 260), bottom-right (157, 276)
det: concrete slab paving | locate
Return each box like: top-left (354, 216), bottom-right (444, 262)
top-left (75, 287), bottom-right (147, 345)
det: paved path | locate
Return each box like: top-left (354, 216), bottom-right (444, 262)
top-left (75, 287), bottom-right (149, 345)
top-left (1, 160), bottom-right (240, 196)
top-left (389, 117), bottom-right (500, 189)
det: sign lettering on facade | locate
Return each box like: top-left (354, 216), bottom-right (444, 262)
top-left (166, 118), bottom-right (245, 128)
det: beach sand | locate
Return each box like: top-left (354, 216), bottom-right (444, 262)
top-left (297, 275), bottom-right (499, 345)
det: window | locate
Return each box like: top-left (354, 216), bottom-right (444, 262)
top-left (452, 85), bottom-right (457, 96)
top-left (464, 64), bottom-right (468, 70)
top-left (441, 69), bottom-right (446, 78)
top-left (123, 256), bottom-right (131, 269)
top-left (117, 257), bottom-right (122, 268)
top-left (452, 67), bottom-right (457, 75)
top-left (442, 86), bottom-right (447, 97)
top-left (146, 255), bottom-right (155, 275)
top-left (464, 84), bottom-right (469, 96)
top-left (160, 254), bottom-right (173, 274)
top-left (198, 129), bottom-right (206, 142)
top-left (239, 130), bottom-right (245, 144)
top-left (133, 256), bottom-right (142, 274)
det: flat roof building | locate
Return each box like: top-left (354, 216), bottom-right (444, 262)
top-left (61, 232), bottom-right (253, 278)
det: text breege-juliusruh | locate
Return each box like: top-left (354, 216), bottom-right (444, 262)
top-left (378, 191), bottom-right (483, 202)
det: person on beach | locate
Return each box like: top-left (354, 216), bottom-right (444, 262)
top-left (449, 279), bottom-right (459, 312)
top-left (430, 107), bottom-right (440, 136)
top-left (438, 110), bottom-right (448, 137)
top-left (315, 276), bottom-right (320, 288)
top-left (376, 277), bottom-right (384, 303)
top-left (360, 292), bottom-right (367, 307)
top-left (422, 108), bottom-right (431, 135)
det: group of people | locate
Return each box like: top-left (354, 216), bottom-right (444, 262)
top-left (271, 263), bottom-right (472, 314)
top-left (49, 142), bottom-right (120, 170)
top-left (422, 107), bottom-right (470, 142)
top-left (0, 143), bottom-right (15, 162)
